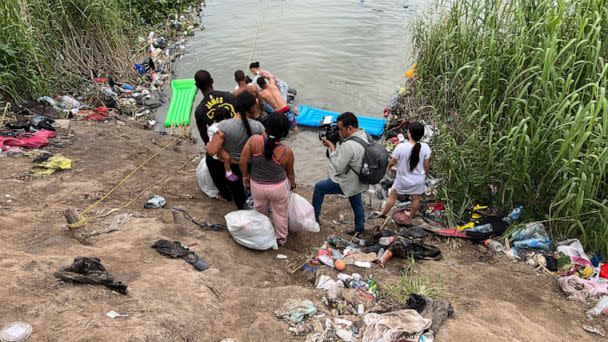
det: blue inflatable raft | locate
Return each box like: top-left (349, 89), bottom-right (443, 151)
top-left (296, 105), bottom-right (386, 137)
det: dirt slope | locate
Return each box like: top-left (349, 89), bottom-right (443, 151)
top-left (0, 121), bottom-right (604, 341)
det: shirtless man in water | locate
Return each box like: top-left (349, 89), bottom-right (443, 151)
top-left (256, 77), bottom-right (298, 131)
top-left (232, 70), bottom-right (261, 119)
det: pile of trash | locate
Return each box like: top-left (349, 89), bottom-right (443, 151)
top-left (309, 230), bottom-right (441, 273)
top-left (5, 7), bottom-right (202, 131)
top-left (275, 270), bottom-right (453, 341)
top-left (555, 239), bottom-right (608, 321)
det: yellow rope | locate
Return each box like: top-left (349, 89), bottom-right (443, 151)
top-left (247, 13), bottom-right (264, 70)
top-left (75, 136), bottom-right (180, 224)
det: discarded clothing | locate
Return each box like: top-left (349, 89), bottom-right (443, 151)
top-left (152, 240), bottom-right (208, 271)
top-left (326, 234), bottom-right (355, 249)
top-left (54, 257), bottom-right (128, 294)
top-left (557, 274), bottom-right (608, 303)
top-left (406, 294), bottom-right (427, 313)
top-left (586, 296), bottom-right (608, 317)
top-left (274, 299), bottom-right (317, 324)
top-left (419, 296), bottom-right (454, 335)
top-left (32, 155), bottom-right (72, 176)
top-left (0, 129), bottom-right (55, 151)
top-left (362, 309), bottom-right (431, 342)
top-left (556, 239), bottom-right (592, 267)
top-left (6, 114), bottom-right (55, 132)
top-left (397, 226), bottom-right (431, 239)
top-left (392, 240), bottom-right (442, 260)
top-left (84, 107), bottom-right (112, 122)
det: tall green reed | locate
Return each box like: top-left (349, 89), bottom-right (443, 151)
top-left (413, 0), bottom-right (608, 253)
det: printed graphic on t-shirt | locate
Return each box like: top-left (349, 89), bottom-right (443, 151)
top-left (205, 95), bottom-right (236, 121)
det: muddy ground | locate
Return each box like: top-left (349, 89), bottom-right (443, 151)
top-left (0, 121), bottom-right (605, 341)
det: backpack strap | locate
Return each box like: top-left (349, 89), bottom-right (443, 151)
top-left (346, 132), bottom-right (372, 147)
top-left (344, 132), bottom-right (372, 175)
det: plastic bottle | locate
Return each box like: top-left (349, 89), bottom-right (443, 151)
top-left (512, 238), bottom-right (552, 251)
top-left (510, 222), bottom-right (548, 241)
top-left (483, 239), bottom-right (504, 253)
top-left (367, 278), bottom-right (379, 294)
top-left (362, 163), bottom-right (370, 176)
top-left (466, 223), bottom-right (494, 233)
top-left (378, 249), bottom-right (393, 267)
top-left (503, 205), bottom-right (523, 224)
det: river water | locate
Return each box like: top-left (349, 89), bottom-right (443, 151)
top-left (172, 0), bottom-right (424, 184)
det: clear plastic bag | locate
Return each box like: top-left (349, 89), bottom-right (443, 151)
top-left (196, 157), bottom-right (219, 198)
top-left (288, 192), bottom-right (320, 233)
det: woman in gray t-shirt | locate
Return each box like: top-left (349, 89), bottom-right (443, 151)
top-left (208, 92), bottom-right (265, 209)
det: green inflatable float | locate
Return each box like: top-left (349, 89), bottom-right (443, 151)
top-left (164, 79), bottom-right (198, 127)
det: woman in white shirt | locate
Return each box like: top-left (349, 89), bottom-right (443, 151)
top-left (370, 122), bottom-right (431, 223)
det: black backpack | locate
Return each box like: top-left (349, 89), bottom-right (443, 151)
top-left (347, 133), bottom-right (390, 185)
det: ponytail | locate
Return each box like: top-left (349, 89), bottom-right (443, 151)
top-left (409, 142), bottom-right (421, 171)
top-left (262, 112), bottom-right (290, 160)
top-left (241, 116), bottom-right (253, 137)
top-left (236, 92), bottom-right (256, 137)
top-left (407, 122), bottom-right (425, 171)
top-left (264, 135), bottom-right (277, 160)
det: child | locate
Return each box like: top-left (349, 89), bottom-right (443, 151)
top-left (369, 122), bottom-right (431, 224)
top-left (207, 108), bottom-right (239, 181)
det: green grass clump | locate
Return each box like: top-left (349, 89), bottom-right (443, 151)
top-left (412, 0), bottom-right (608, 253)
top-left (384, 259), bottom-right (445, 301)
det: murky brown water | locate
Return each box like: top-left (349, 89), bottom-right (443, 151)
top-left (171, 0), bottom-right (424, 184)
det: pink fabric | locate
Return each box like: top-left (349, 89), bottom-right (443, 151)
top-left (250, 179), bottom-right (290, 242)
top-left (0, 130), bottom-right (56, 150)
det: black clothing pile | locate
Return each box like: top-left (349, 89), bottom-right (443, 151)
top-left (5, 115), bottom-right (55, 132)
top-left (152, 240), bottom-right (209, 271)
top-left (54, 257), bottom-right (128, 294)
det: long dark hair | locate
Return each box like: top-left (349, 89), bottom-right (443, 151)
top-left (236, 92), bottom-right (255, 137)
top-left (408, 122), bottom-right (425, 171)
top-left (263, 113), bottom-right (290, 160)
top-left (249, 61), bottom-right (260, 69)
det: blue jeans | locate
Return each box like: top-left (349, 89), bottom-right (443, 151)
top-left (313, 178), bottom-right (365, 232)
top-left (262, 102), bottom-right (275, 114)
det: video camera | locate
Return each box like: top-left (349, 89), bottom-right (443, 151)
top-left (318, 115), bottom-right (340, 145)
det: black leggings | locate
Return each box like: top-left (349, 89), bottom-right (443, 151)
top-left (205, 154), bottom-right (231, 201)
top-left (227, 164), bottom-right (246, 210)
top-left (205, 155), bottom-right (246, 209)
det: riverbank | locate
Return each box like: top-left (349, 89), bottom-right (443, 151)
top-left (0, 121), bottom-right (601, 341)
top-left (2, 0), bottom-right (607, 340)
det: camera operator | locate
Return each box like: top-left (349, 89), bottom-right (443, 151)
top-left (313, 112), bottom-right (369, 236)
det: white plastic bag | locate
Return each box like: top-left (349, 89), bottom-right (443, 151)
top-left (225, 210), bottom-right (278, 250)
top-left (196, 157), bottom-right (219, 198)
top-left (288, 192), bottom-right (320, 233)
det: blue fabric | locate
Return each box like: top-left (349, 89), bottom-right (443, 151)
top-left (262, 102), bottom-right (274, 114)
top-left (313, 178), bottom-right (365, 232)
top-left (296, 105), bottom-right (386, 137)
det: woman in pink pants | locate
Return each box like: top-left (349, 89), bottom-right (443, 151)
top-left (240, 113), bottom-right (295, 245)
